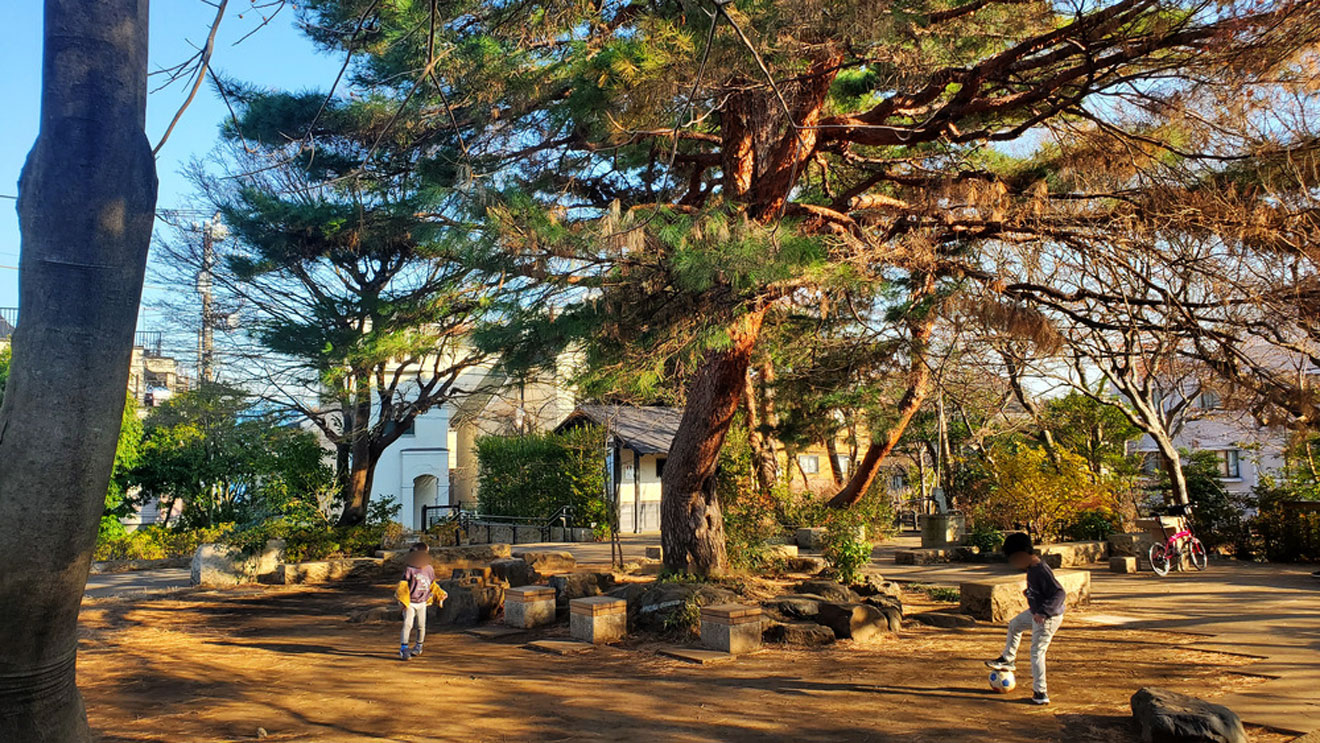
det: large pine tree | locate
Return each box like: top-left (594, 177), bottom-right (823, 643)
top-left (277, 0), bottom-right (1320, 573)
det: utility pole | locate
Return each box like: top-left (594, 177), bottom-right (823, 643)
top-left (195, 212), bottom-right (226, 385)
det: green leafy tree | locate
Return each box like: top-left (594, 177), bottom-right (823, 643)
top-left (130, 385), bottom-right (333, 529)
top-left (1041, 391), bottom-right (1141, 479)
top-left (0, 344), bottom-right (9, 407)
top-left (100, 395), bottom-right (144, 540)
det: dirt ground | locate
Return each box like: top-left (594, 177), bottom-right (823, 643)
top-left (77, 579), bottom-right (1293, 743)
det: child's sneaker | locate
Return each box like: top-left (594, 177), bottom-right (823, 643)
top-left (984, 657), bottom-right (1013, 671)
top-left (399, 644), bottom-right (411, 661)
top-left (411, 643), bottom-right (423, 657)
top-left (1030, 692), bottom-right (1050, 705)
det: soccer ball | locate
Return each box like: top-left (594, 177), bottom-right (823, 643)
top-left (988, 669), bottom-right (1016, 693)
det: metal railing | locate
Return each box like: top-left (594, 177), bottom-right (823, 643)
top-left (423, 504), bottom-right (576, 544)
top-left (0, 307), bottom-right (17, 339)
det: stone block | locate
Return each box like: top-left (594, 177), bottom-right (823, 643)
top-left (699, 604), bottom-right (763, 655)
top-left (569, 597), bottom-right (627, 644)
top-left (1130, 687), bottom-right (1247, 743)
top-left (504, 585), bottom-right (557, 629)
top-left (450, 566), bottom-right (492, 583)
top-left (1109, 531), bottom-right (1154, 558)
top-left (764, 544), bottom-right (799, 560)
top-left (489, 558), bottom-right (538, 587)
top-left (191, 541), bottom-right (284, 587)
top-left (514, 550), bottom-right (577, 574)
top-left (569, 527), bottom-right (594, 542)
top-left (1110, 556), bottom-right (1138, 574)
top-left (795, 527), bottom-right (826, 550)
top-left (958, 569), bottom-right (1091, 622)
top-left (548, 526), bottom-right (566, 542)
top-left (1039, 541), bottom-right (1109, 567)
top-left (645, 546), bottom-right (663, 560)
top-left (920, 513), bottom-right (966, 548)
top-left (893, 548), bottom-right (949, 565)
top-left (486, 525), bottom-right (515, 544)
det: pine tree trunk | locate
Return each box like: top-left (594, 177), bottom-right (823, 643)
top-left (827, 311), bottom-right (937, 509)
top-left (337, 387), bottom-right (375, 526)
top-left (661, 309), bottom-right (765, 576)
top-left (742, 363), bottom-right (779, 495)
top-left (0, 2), bottom-right (155, 739)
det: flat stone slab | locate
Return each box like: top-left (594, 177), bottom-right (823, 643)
top-left (464, 626), bottom-right (526, 640)
top-left (909, 611), bottom-right (976, 629)
top-left (894, 548), bottom-right (949, 565)
top-left (524, 640), bottom-right (595, 656)
top-left (959, 569), bottom-right (1091, 622)
top-left (658, 647), bottom-right (737, 664)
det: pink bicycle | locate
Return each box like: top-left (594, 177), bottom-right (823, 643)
top-left (1148, 503), bottom-right (1208, 576)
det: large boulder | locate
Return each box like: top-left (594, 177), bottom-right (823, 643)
top-left (795, 527), bottom-right (827, 550)
top-left (432, 579), bottom-right (504, 626)
top-left (763, 594), bottom-right (830, 620)
top-left (190, 541), bottom-right (283, 587)
top-left (514, 550), bottom-right (577, 574)
top-left (795, 580), bottom-right (861, 604)
top-left (783, 555), bottom-right (828, 574)
top-left (490, 558), bottom-right (539, 587)
top-left (427, 543), bottom-right (512, 570)
top-left (763, 621), bottom-right (836, 646)
top-left (548, 572), bottom-right (617, 607)
top-left (628, 582), bottom-right (740, 632)
top-left (851, 571), bottom-right (902, 600)
top-left (1130, 688), bottom-right (1247, 743)
top-left (278, 557), bottom-right (381, 585)
top-left (816, 602), bottom-right (893, 643)
top-left (862, 593), bottom-right (904, 629)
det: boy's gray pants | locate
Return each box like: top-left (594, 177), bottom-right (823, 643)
top-left (402, 602), bottom-right (428, 646)
top-left (1002, 610), bottom-right (1063, 694)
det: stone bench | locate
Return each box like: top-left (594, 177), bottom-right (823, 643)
top-left (569, 596), bottom-right (627, 644)
top-left (1038, 541), bottom-right (1109, 568)
top-left (1108, 532), bottom-right (1154, 557)
top-left (894, 548), bottom-right (950, 565)
top-left (1110, 556), bottom-right (1138, 574)
top-left (958, 569), bottom-right (1091, 622)
top-left (504, 585), bottom-right (557, 629)
top-left (700, 604), bottom-right (762, 654)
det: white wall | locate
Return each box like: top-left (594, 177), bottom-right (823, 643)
top-left (617, 449), bottom-right (664, 533)
top-left (373, 405), bottom-right (451, 529)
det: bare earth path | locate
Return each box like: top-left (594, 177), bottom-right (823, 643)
top-left (75, 531), bottom-right (1312, 743)
top-left (874, 536), bottom-right (1320, 735)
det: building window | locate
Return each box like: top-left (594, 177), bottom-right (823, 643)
top-left (798, 455), bottom-right (820, 475)
top-left (655, 458), bottom-right (666, 478)
top-left (1197, 390), bottom-right (1222, 410)
top-left (835, 455), bottom-right (849, 476)
top-left (384, 419), bottom-right (416, 438)
top-left (1211, 449), bottom-right (1241, 479)
top-left (889, 473), bottom-right (906, 490)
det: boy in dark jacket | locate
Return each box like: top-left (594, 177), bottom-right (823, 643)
top-left (985, 532), bottom-right (1066, 705)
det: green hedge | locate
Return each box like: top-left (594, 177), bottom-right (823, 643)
top-left (475, 425), bottom-right (607, 527)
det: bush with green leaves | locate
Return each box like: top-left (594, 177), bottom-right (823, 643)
top-left (1061, 507), bottom-right (1122, 542)
top-left (964, 520), bottom-right (1004, 554)
top-left (821, 515), bottom-right (872, 585)
top-left (93, 524), bottom-right (235, 562)
top-left (475, 425), bottom-right (607, 527)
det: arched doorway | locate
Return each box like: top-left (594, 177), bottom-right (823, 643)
top-left (413, 474), bottom-right (439, 529)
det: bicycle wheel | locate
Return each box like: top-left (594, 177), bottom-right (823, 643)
top-left (1188, 538), bottom-right (1208, 571)
top-left (1149, 542), bottom-right (1171, 576)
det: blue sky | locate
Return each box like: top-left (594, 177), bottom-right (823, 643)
top-left (0, 1), bottom-right (344, 326)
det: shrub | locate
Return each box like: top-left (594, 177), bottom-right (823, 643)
top-left (93, 524), bottom-right (234, 561)
top-left (1061, 508), bottom-right (1121, 542)
top-left (1246, 481), bottom-right (1320, 562)
top-left (821, 515), bottom-right (872, 584)
top-left (977, 444), bottom-right (1121, 540)
top-left (964, 520), bottom-right (1004, 554)
top-left (475, 426), bottom-right (607, 527)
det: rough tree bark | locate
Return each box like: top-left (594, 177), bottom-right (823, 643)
top-left (337, 379), bottom-right (374, 526)
top-left (0, 2), bottom-right (156, 740)
top-left (827, 310), bottom-right (938, 509)
top-left (743, 360), bottom-right (779, 496)
top-left (661, 309), bottom-right (766, 575)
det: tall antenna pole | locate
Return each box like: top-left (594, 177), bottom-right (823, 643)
top-left (197, 211), bottom-right (221, 384)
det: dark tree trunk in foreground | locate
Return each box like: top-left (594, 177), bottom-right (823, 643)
top-left (337, 383), bottom-right (374, 526)
top-left (661, 310), bottom-right (766, 575)
top-left (827, 312), bottom-right (937, 509)
top-left (0, 2), bottom-right (156, 740)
